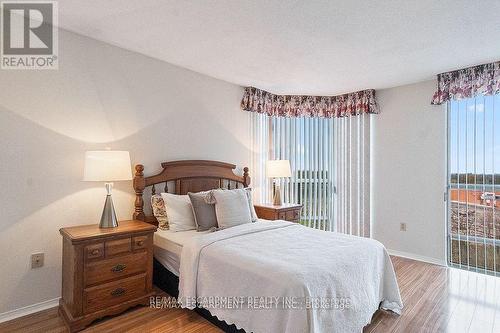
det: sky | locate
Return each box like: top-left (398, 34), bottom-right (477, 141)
top-left (449, 94), bottom-right (500, 175)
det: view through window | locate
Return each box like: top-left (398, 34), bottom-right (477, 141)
top-left (448, 94), bottom-right (500, 275)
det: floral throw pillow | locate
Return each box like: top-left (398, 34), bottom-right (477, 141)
top-left (151, 194), bottom-right (168, 230)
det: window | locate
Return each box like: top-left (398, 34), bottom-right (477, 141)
top-left (251, 113), bottom-right (371, 236)
top-left (271, 116), bottom-right (335, 230)
top-left (447, 95), bottom-right (500, 275)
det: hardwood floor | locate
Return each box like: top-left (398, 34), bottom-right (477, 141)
top-left (364, 256), bottom-right (500, 333)
top-left (0, 297), bottom-right (221, 333)
top-left (1, 256), bottom-right (499, 333)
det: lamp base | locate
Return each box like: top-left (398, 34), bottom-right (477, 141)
top-left (99, 194), bottom-right (118, 228)
top-left (273, 184), bottom-right (282, 206)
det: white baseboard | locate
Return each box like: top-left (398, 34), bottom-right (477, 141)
top-left (0, 298), bottom-right (60, 324)
top-left (387, 249), bottom-right (447, 267)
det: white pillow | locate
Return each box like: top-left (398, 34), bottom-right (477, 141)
top-left (244, 188), bottom-right (258, 222)
top-left (160, 193), bottom-right (196, 232)
top-left (211, 189), bottom-right (252, 229)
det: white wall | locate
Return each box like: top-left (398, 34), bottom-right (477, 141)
top-left (372, 80), bottom-right (447, 264)
top-left (0, 25), bottom-right (450, 316)
top-left (0, 30), bottom-right (250, 315)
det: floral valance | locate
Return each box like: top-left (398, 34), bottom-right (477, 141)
top-left (431, 61), bottom-right (500, 105)
top-left (240, 87), bottom-right (379, 118)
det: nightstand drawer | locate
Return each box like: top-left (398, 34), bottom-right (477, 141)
top-left (85, 251), bottom-right (147, 286)
top-left (83, 273), bottom-right (146, 314)
top-left (85, 243), bottom-right (104, 260)
top-left (105, 237), bottom-right (131, 257)
top-left (133, 235), bottom-right (148, 251)
top-left (285, 210), bottom-right (299, 220)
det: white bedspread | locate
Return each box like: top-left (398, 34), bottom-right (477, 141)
top-left (179, 220), bottom-right (403, 333)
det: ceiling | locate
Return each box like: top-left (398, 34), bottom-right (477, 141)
top-left (58, 0), bottom-right (500, 95)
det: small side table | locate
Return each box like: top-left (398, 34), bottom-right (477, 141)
top-left (59, 220), bottom-right (157, 332)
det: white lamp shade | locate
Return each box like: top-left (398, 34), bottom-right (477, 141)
top-left (83, 151), bottom-right (132, 182)
top-left (266, 160), bottom-right (292, 178)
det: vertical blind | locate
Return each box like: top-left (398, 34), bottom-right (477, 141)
top-left (251, 113), bottom-right (371, 236)
top-left (448, 94), bottom-right (500, 276)
top-left (334, 115), bottom-right (371, 237)
top-left (271, 116), bottom-right (335, 230)
top-left (250, 112), bottom-right (271, 204)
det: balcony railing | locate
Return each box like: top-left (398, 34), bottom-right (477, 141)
top-left (448, 192), bottom-right (499, 275)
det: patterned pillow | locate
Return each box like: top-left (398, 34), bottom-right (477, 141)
top-left (151, 195), bottom-right (168, 230)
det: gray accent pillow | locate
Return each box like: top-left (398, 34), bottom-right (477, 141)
top-left (188, 192), bottom-right (218, 231)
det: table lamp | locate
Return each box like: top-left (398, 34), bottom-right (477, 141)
top-left (83, 151), bottom-right (132, 228)
top-left (266, 160), bottom-right (291, 206)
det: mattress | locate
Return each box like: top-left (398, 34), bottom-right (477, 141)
top-left (154, 228), bottom-right (210, 276)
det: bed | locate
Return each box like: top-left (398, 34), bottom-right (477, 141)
top-left (132, 160), bottom-right (403, 333)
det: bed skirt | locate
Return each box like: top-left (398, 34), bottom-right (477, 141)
top-left (153, 258), bottom-right (245, 333)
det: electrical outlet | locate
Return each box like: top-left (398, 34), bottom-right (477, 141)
top-left (31, 253), bottom-right (44, 269)
top-left (400, 223), bottom-right (407, 232)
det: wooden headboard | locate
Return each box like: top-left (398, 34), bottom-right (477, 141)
top-left (132, 160), bottom-right (250, 225)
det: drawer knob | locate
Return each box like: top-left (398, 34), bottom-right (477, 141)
top-left (110, 288), bottom-right (126, 297)
top-left (136, 240), bottom-right (144, 247)
top-left (111, 264), bottom-right (126, 273)
top-left (91, 249), bottom-right (100, 255)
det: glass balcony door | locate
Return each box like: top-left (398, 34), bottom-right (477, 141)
top-left (447, 95), bottom-right (500, 275)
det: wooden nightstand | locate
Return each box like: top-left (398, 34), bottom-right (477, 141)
top-left (254, 203), bottom-right (303, 223)
top-left (59, 220), bottom-right (157, 332)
